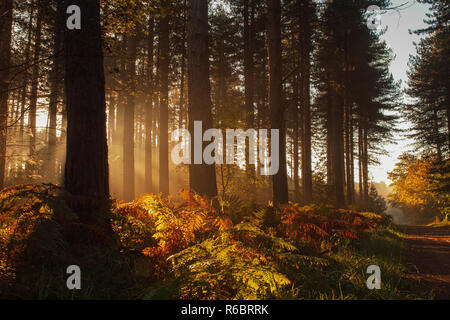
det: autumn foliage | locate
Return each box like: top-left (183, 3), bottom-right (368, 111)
top-left (1, 184), bottom-right (406, 300)
top-left (110, 190), bottom-right (392, 299)
top-left (388, 154), bottom-right (450, 223)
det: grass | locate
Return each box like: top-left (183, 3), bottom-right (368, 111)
top-left (285, 226), bottom-right (430, 300)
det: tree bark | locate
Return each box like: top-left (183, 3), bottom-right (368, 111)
top-left (358, 121), bottom-right (363, 202)
top-left (244, 0), bottom-right (255, 174)
top-left (187, 0), bottom-right (217, 198)
top-left (64, 0), bottom-right (109, 215)
top-left (447, 91), bottom-right (450, 151)
top-left (296, 0), bottom-right (313, 203)
top-left (327, 79), bottom-right (345, 208)
top-left (29, 6), bottom-right (42, 167)
top-left (267, 0), bottom-right (288, 204)
top-left (335, 93), bottom-right (346, 208)
top-left (293, 64), bottom-right (300, 199)
top-left (0, 0), bottom-right (13, 188)
top-left (19, 0), bottom-right (35, 143)
top-left (179, 0), bottom-right (187, 130)
top-left (123, 35), bottom-right (137, 201)
top-left (159, 3), bottom-right (170, 196)
top-left (48, 1), bottom-right (64, 182)
top-left (108, 92), bottom-right (116, 144)
top-left (145, 17), bottom-right (154, 193)
top-left (326, 79), bottom-right (334, 187)
top-left (361, 119), bottom-right (369, 205)
top-left (344, 30), bottom-right (353, 205)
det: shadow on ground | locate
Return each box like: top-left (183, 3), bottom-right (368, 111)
top-left (401, 226), bottom-right (450, 299)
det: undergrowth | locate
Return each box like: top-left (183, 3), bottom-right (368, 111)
top-left (0, 184), bottom-right (429, 300)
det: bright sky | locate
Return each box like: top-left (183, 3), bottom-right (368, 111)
top-left (370, 0), bottom-right (431, 184)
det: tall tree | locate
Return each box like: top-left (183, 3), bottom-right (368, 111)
top-left (179, 0), bottom-right (187, 130)
top-left (123, 35), bottom-right (137, 201)
top-left (316, 0), bottom-right (397, 208)
top-left (298, 0), bottom-right (315, 203)
top-left (145, 16), bottom-right (155, 193)
top-left (0, 0), bottom-right (13, 188)
top-left (63, 0), bottom-right (109, 217)
top-left (187, 0), bottom-right (217, 198)
top-left (267, 0), bottom-right (288, 204)
top-left (19, 0), bottom-right (35, 142)
top-left (48, 0), bottom-right (64, 181)
top-left (244, 0), bottom-right (255, 173)
top-left (159, 1), bottom-right (170, 195)
top-left (28, 4), bottom-right (42, 168)
top-left (406, 0), bottom-right (449, 158)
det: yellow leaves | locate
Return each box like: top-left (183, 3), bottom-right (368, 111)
top-left (39, 204), bottom-right (53, 215)
top-left (390, 158), bottom-right (438, 210)
top-left (233, 266), bottom-right (292, 296)
top-left (130, 191), bottom-right (233, 279)
top-left (358, 211), bottom-right (383, 220)
top-left (214, 217), bottom-right (233, 231)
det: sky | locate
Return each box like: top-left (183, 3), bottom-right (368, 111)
top-left (370, 0), bottom-right (431, 184)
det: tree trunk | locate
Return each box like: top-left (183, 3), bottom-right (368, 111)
top-left (64, 0), bottom-right (109, 217)
top-left (48, 2), bottom-right (64, 182)
top-left (447, 92), bottom-right (450, 151)
top-left (244, 0), bottom-right (255, 174)
top-left (326, 79), bottom-right (334, 187)
top-left (344, 62), bottom-right (354, 204)
top-left (293, 65), bottom-right (299, 199)
top-left (297, 0), bottom-right (313, 203)
top-left (358, 121), bottom-right (363, 202)
top-left (29, 7), bottom-right (43, 168)
top-left (328, 80), bottom-right (345, 208)
top-left (361, 120), bottom-right (369, 205)
top-left (179, 0), bottom-right (187, 130)
top-left (19, 0), bottom-right (35, 143)
top-left (145, 17), bottom-right (154, 193)
top-left (187, 0), bottom-right (217, 198)
top-left (267, 0), bottom-right (288, 204)
top-left (335, 93), bottom-right (346, 208)
top-left (123, 35), bottom-right (137, 201)
top-left (159, 3), bottom-right (170, 196)
top-left (0, 0), bottom-right (13, 188)
top-left (108, 93), bottom-right (116, 144)
top-left (300, 13), bottom-right (312, 203)
top-left (350, 112), bottom-right (355, 202)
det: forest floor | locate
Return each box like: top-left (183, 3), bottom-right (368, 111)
top-left (402, 225), bottom-right (450, 299)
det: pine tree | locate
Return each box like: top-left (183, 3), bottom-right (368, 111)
top-left (187, 0), bottom-right (218, 198)
top-left (145, 16), bottom-right (155, 193)
top-left (123, 34), bottom-right (137, 201)
top-left (316, 0), bottom-right (399, 208)
top-left (63, 0), bottom-right (110, 218)
top-left (159, 0), bottom-right (170, 196)
top-left (0, 0), bottom-right (13, 188)
top-left (267, 0), bottom-right (288, 204)
top-left (406, 0), bottom-right (449, 159)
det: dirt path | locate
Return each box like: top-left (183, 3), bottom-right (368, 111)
top-left (402, 226), bottom-right (450, 299)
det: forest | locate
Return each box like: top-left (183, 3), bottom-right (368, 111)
top-left (0, 0), bottom-right (449, 300)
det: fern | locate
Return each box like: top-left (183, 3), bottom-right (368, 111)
top-left (168, 223), bottom-right (300, 299)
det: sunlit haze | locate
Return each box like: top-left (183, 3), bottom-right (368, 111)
top-left (372, 0), bottom-right (430, 184)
